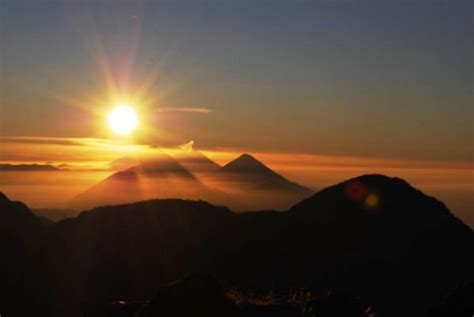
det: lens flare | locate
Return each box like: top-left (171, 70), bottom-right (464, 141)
top-left (345, 180), bottom-right (367, 202)
top-left (365, 193), bottom-right (379, 208)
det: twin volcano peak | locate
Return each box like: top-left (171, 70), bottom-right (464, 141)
top-left (71, 152), bottom-right (313, 210)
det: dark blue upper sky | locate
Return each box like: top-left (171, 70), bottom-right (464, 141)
top-left (1, 0), bottom-right (472, 161)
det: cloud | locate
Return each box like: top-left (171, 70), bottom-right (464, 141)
top-left (157, 107), bottom-right (213, 114)
top-left (0, 136), bottom-right (85, 146)
top-left (0, 164), bottom-right (60, 171)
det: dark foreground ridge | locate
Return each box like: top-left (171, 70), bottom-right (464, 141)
top-left (0, 174), bottom-right (473, 317)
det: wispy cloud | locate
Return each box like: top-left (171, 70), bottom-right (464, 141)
top-left (157, 107), bottom-right (213, 114)
top-left (179, 140), bottom-right (194, 152)
top-left (0, 163), bottom-right (60, 171)
top-left (0, 136), bottom-right (85, 146)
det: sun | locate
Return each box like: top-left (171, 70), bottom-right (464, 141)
top-left (107, 105), bottom-right (138, 135)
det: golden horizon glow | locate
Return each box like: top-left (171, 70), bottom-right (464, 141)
top-left (107, 105), bottom-right (139, 136)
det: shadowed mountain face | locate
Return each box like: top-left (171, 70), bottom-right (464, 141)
top-left (1, 175), bottom-right (473, 317)
top-left (72, 153), bottom-right (313, 211)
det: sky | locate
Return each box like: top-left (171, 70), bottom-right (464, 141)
top-left (0, 1), bottom-right (473, 224)
top-left (1, 0), bottom-right (472, 160)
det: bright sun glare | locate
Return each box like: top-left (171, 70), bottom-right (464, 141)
top-left (108, 105), bottom-right (139, 135)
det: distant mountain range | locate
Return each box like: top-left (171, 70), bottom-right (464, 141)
top-left (71, 152), bottom-right (313, 211)
top-left (1, 174), bottom-right (473, 317)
